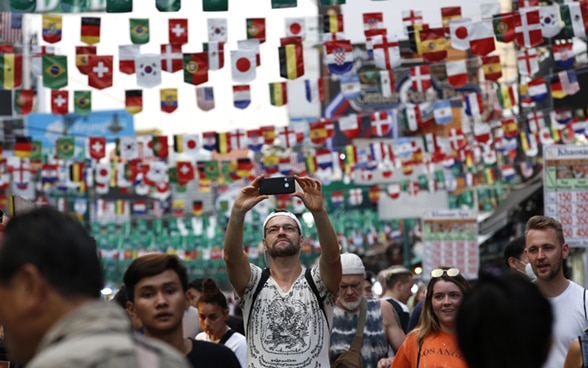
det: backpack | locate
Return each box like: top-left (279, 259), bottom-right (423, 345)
top-left (330, 297), bottom-right (367, 368)
top-left (248, 267), bottom-right (327, 331)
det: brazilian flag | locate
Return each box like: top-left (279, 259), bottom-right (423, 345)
top-left (57, 136), bottom-right (75, 159)
top-left (74, 90), bottom-right (91, 115)
top-left (129, 18), bottom-right (149, 45)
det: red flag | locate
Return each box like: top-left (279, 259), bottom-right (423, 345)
top-left (338, 114), bottom-right (361, 140)
top-left (75, 46), bottom-right (96, 75)
top-left (410, 65), bottom-right (431, 92)
top-left (14, 89), bottom-right (33, 115)
top-left (51, 90), bottom-right (68, 115)
top-left (87, 137), bottom-right (106, 160)
top-left (88, 55), bottom-right (113, 90)
top-left (260, 125), bottom-right (276, 145)
top-left (168, 18), bottom-right (188, 45)
top-left (446, 60), bottom-right (467, 87)
top-left (419, 27), bottom-right (447, 62)
top-left (515, 10), bottom-right (543, 48)
top-left (160, 43), bottom-right (183, 73)
top-left (125, 90), bottom-right (142, 115)
top-left (247, 18), bottom-right (266, 43)
top-left (183, 53), bottom-right (208, 86)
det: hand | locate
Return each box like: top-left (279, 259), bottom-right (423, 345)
top-left (231, 175), bottom-right (268, 215)
top-left (293, 176), bottom-right (325, 213)
top-left (377, 357), bottom-right (394, 368)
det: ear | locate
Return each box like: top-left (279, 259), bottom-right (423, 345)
top-left (562, 242), bottom-right (569, 259)
top-left (126, 300), bottom-right (138, 320)
top-left (12, 264), bottom-right (48, 314)
top-left (507, 256), bottom-right (518, 269)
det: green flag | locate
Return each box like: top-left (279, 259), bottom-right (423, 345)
top-left (202, 0), bottom-right (228, 11)
top-left (271, 0), bottom-right (297, 8)
top-left (42, 55), bottom-right (68, 90)
top-left (10, 0), bottom-right (36, 12)
top-left (156, 0), bottom-right (181, 11)
top-left (74, 90), bottom-right (91, 115)
top-left (31, 140), bottom-right (43, 161)
top-left (56, 137), bottom-right (75, 159)
top-left (130, 18), bottom-right (149, 45)
top-left (107, 0), bottom-right (132, 12)
top-left (319, 0), bottom-right (345, 5)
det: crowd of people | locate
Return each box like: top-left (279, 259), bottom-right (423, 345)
top-left (0, 176), bottom-right (586, 368)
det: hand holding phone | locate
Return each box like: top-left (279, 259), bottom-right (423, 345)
top-left (258, 176), bottom-right (296, 195)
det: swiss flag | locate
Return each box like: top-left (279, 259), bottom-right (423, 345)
top-left (88, 55), bottom-right (113, 90)
top-left (169, 19), bottom-right (188, 45)
top-left (410, 65), bottom-right (431, 92)
top-left (87, 137), bottom-right (106, 160)
top-left (446, 60), bottom-right (467, 87)
top-left (370, 111), bottom-right (391, 136)
top-left (51, 90), bottom-right (68, 115)
top-left (515, 10), bottom-right (543, 48)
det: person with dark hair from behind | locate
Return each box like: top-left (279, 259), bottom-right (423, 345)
top-left (112, 284), bottom-right (144, 332)
top-left (456, 271), bottom-right (553, 368)
top-left (0, 207), bottom-right (189, 368)
top-left (196, 278), bottom-right (247, 367)
top-left (392, 267), bottom-right (470, 368)
top-left (364, 270), bottom-right (375, 297)
top-left (123, 253), bottom-right (240, 368)
top-left (503, 236), bottom-right (536, 280)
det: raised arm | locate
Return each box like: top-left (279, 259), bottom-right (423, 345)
top-left (224, 175), bottom-right (268, 297)
top-left (294, 176), bottom-right (341, 295)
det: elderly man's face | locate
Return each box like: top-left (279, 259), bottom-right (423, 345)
top-left (337, 274), bottom-right (364, 311)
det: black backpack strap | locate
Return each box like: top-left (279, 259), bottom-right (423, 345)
top-left (305, 267), bottom-right (329, 328)
top-left (246, 267), bottom-right (271, 332)
top-left (584, 288), bottom-right (587, 322)
top-left (219, 329), bottom-right (235, 345)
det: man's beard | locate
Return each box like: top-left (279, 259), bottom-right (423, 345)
top-left (266, 238), bottom-right (299, 258)
top-left (339, 298), bottom-right (362, 311)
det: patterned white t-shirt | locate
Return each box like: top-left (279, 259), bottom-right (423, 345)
top-left (237, 264), bottom-right (336, 368)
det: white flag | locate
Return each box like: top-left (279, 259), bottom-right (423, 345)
top-left (135, 54), bottom-right (162, 88)
top-left (208, 18), bottom-right (228, 42)
top-left (285, 17), bottom-right (305, 39)
top-left (231, 49), bottom-right (256, 83)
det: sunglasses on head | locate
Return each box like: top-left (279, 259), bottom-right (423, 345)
top-left (431, 268), bottom-right (460, 278)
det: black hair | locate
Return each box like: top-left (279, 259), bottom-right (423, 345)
top-left (503, 237), bottom-right (526, 268)
top-left (0, 207), bottom-right (104, 298)
top-left (456, 271), bottom-right (552, 368)
top-left (198, 278), bottom-right (228, 310)
top-left (123, 254), bottom-right (188, 302)
top-left (189, 278), bottom-right (204, 292)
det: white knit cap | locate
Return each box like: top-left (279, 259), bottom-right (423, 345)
top-left (340, 253), bottom-right (365, 275)
top-left (262, 211), bottom-right (302, 234)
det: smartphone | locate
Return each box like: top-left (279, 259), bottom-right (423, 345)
top-left (259, 176), bottom-right (296, 195)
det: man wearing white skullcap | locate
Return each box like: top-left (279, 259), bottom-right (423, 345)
top-left (330, 253), bottom-right (406, 368)
top-left (223, 176), bottom-right (341, 368)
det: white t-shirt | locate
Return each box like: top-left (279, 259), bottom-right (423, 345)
top-left (196, 329), bottom-right (247, 368)
top-left (544, 281), bottom-right (587, 368)
top-left (236, 264), bottom-right (336, 368)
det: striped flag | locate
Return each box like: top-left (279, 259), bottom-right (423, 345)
top-left (0, 13), bottom-right (22, 44)
top-left (269, 82), bottom-right (287, 106)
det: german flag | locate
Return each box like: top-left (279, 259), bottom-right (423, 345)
top-left (125, 90), bottom-right (142, 115)
top-left (192, 200), bottom-right (203, 216)
top-left (80, 17), bottom-right (101, 45)
top-left (14, 136), bottom-right (32, 158)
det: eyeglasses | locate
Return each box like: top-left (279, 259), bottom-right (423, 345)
top-left (265, 224), bottom-right (299, 235)
top-left (431, 268), bottom-right (460, 278)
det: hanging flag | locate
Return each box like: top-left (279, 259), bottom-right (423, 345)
top-left (233, 85), bottom-right (251, 109)
top-left (433, 99), bottom-right (452, 125)
top-left (323, 14), bottom-right (344, 33)
top-left (377, 70), bottom-right (395, 97)
top-left (69, 162), bottom-right (85, 183)
top-left (407, 23), bottom-right (430, 54)
top-left (305, 78), bottom-right (324, 102)
top-left (0, 12), bottom-right (22, 44)
top-left (208, 18), bottom-right (227, 42)
top-left (482, 55), bottom-right (502, 81)
top-left (32, 45), bottom-right (55, 77)
top-left (75, 46), bottom-right (96, 75)
top-left (169, 18), bottom-right (188, 45)
top-left (183, 53), bottom-right (208, 86)
top-left (527, 111), bottom-right (545, 134)
top-left (135, 54), bottom-right (161, 88)
top-left (14, 136), bottom-right (32, 158)
top-left (130, 18), bottom-right (149, 44)
top-left (410, 65), bottom-right (431, 92)
top-left (0, 53), bottom-right (21, 89)
top-left (81, 17), bottom-right (101, 45)
top-left (117, 137), bottom-right (138, 160)
top-left (370, 110), bottom-right (392, 136)
top-left (269, 82), bottom-right (287, 106)
top-left (277, 126), bottom-right (302, 148)
top-left (203, 0), bottom-right (228, 11)
top-left (238, 39), bottom-right (261, 67)
top-left (196, 86), bottom-right (215, 111)
top-left (125, 90), bottom-right (142, 114)
top-left (309, 120), bottom-right (329, 145)
top-left (261, 126), bottom-right (276, 145)
top-left (515, 10), bottom-right (543, 48)
top-left (56, 137), bottom-right (75, 159)
top-left (246, 129), bottom-right (264, 151)
top-left (107, 0), bottom-right (132, 12)
top-left (402, 10), bottom-right (423, 34)
top-left (338, 114), bottom-right (361, 140)
top-left (229, 129), bottom-right (248, 151)
top-left (87, 137), bottom-right (106, 160)
top-left (446, 60), bottom-right (467, 87)
top-left (553, 40), bottom-right (575, 69)
top-left (203, 41), bottom-right (224, 70)
top-left (372, 34), bottom-right (400, 69)
top-left (501, 117), bottom-right (519, 138)
top-left (156, 0), bottom-right (181, 12)
top-left (272, 0), bottom-right (297, 8)
top-left (74, 90), bottom-right (91, 115)
top-left (560, 2), bottom-right (588, 40)
top-left (404, 105), bottom-right (421, 131)
top-left (118, 44), bottom-right (139, 74)
top-left (231, 49), bottom-right (256, 83)
top-left (247, 18), bottom-right (266, 43)
top-left (51, 90), bottom-right (68, 115)
top-left (528, 77), bottom-right (548, 102)
top-left (469, 20), bottom-right (495, 56)
top-left (285, 17), bottom-right (305, 39)
top-left (324, 40), bottom-right (353, 75)
top-left (174, 134), bottom-right (200, 155)
top-left (340, 74), bottom-right (360, 100)
top-left (539, 5), bottom-right (561, 38)
top-left (42, 14), bottom-right (62, 44)
top-left (365, 28), bottom-right (387, 58)
top-left (279, 37), bottom-right (304, 80)
top-left (419, 27), bottom-right (447, 62)
top-left (441, 6), bottom-right (462, 32)
top-left (14, 89), bottom-right (33, 115)
top-left (160, 88), bottom-right (178, 113)
top-left (363, 12), bottom-right (383, 30)
top-left (160, 44), bottom-right (183, 73)
top-left (496, 85), bottom-right (516, 109)
top-left (559, 69), bottom-right (580, 95)
top-left (448, 128), bottom-right (467, 151)
top-left (42, 55), bottom-right (68, 89)
top-left (493, 12), bottom-right (520, 43)
top-left (449, 18), bottom-right (471, 50)
top-left (88, 55), bottom-right (113, 90)
top-left (551, 79), bottom-right (566, 99)
top-left (517, 48), bottom-right (538, 77)
top-left (464, 92), bottom-right (483, 116)
top-left (150, 135), bottom-right (169, 159)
